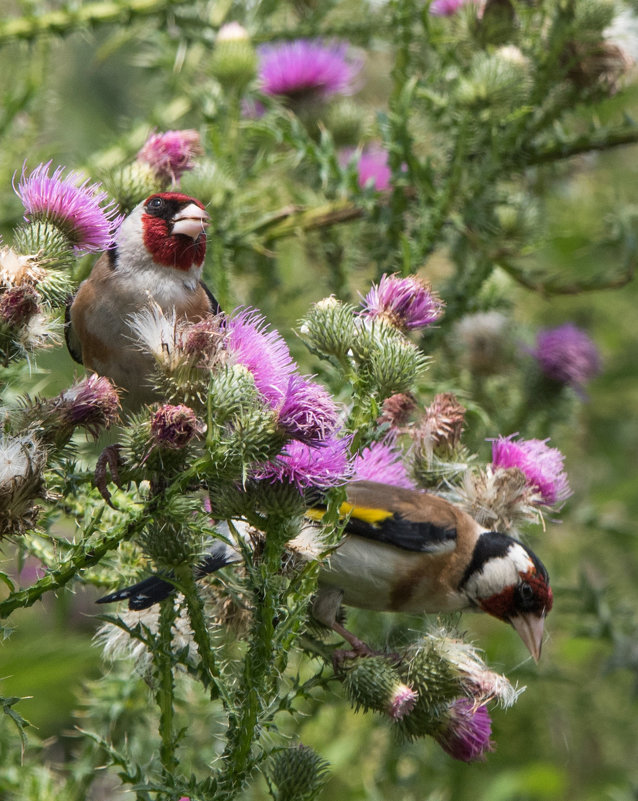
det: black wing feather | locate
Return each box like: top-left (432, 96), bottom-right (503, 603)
top-left (64, 295), bottom-right (83, 365)
top-left (344, 512), bottom-right (457, 553)
top-left (200, 280), bottom-right (221, 314)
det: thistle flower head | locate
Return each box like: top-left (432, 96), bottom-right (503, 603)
top-left (452, 310), bottom-right (510, 375)
top-left (258, 39), bottom-right (362, 101)
top-left (55, 375), bottom-right (121, 437)
top-left (415, 392), bottom-right (466, 456)
top-left (458, 464), bottom-right (542, 531)
top-left (530, 323), bottom-right (601, 392)
top-left (430, 0), bottom-right (475, 15)
top-left (225, 308), bottom-right (296, 407)
top-left (0, 432), bottom-right (46, 537)
top-left (137, 130), bottom-right (202, 184)
top-left (435, 699), bottom-right (493, 762)
top-left (0, 284), bottom-right (40, 328)
top-left (15, 162), bottom-right (121, 253)
top-left (150, 404), bottom-right (204, 449)
top-left (491, 434), bottom-right (572, 506)
top-left (277, 375), bottom-right (340, 444)
top-left (0, 245), bottom-right (45, 289)
top-left (378, 392), bottom-right (417, 428)
top-left (360, 274), bottom-right (444, 332)
top-left (253, 436), bottom-right (351, 491)
top-left (353, 439), bottom-right (415, 489)
top-left (356, 146), bottom-right (393, 191)
top-left (341, 655), bottom-right (418, 719)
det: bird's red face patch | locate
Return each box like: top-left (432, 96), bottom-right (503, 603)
top-left (480, 569), bottom-right (553, 622)
top-left (142, 193), bottom-right (208, 271)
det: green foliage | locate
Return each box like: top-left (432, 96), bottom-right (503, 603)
top-left (1, 0), bottom-right (638, 799)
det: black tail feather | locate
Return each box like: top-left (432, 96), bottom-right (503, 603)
top-left (96, 543), bottom-right (240, 611)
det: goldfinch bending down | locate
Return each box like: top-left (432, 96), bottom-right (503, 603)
top-left (97, 480), bottom-right (553, 661)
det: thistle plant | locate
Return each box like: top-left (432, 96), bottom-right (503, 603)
top-left (0, 0), bottom-right (636, 798)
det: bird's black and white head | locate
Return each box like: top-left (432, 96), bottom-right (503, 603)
top-left (116, 192), bottom-right (209, 275)
top-left (460, 532), bottom-right (553, 662)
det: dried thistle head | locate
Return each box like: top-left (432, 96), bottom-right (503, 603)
top-left (562, 39), bottom-right (632, 94)
top-left (0, 433), bottom-right (47, 537)
top-left (457, 465), bottom-right (543, 531)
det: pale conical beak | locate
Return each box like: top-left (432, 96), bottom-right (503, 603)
top-left (509, 613), bottom-right (545, 663)
top-left (171, 203), bottom-right (210, 239)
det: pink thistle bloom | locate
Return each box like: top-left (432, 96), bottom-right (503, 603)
top-left (353, 440), bottom-right (415, 489)
top-left (388, 683), bottom-right (418, 720)
top-left (225, 308), bottom-right (296, 407)
top-left (357, 147), bottom-right (393, 191)
top-left (491, 434), bottom-right (572, 506)
top-left (435, 699), bottom-right (493, 762)
top-left (55, 375), bottom-right (121, 437)
top-left (150, 404), bottom-right (204, 449)
top-left (530, 323), bottom-right (600, 392)
top-left (258, 39), bottom-right (362, 101)
top-left (15, 162), bottom-right (121, 253)
top-left (277, 376), bottom-right (340, 444)
top-left (430, 0), bottom-right (475, 15)
top-left (254, 436), bottom-right (351, 491)
top-left (137, 129), bottom-right (202, 184)
top-left (360, 274), bottom-right (444, 332)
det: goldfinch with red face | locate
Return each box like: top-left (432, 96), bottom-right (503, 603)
top-left (66, 192), bottom-right (219, 408)
top-left (97, 480), bottom-right (553, 662)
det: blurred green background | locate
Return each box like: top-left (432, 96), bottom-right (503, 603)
top-left (1, 3), bottom-right (638, 799)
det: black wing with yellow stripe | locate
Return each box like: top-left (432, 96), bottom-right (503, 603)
top-left (342, 504), bottom-right (457, 553)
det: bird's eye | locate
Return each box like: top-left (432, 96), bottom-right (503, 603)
top-left (518, 582), bottom-right (534, 604)
top-left (147, 197), bottom-right (164, 210)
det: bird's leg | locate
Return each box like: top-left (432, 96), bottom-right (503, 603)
top-left (94, 444), bottom-right (123, 507)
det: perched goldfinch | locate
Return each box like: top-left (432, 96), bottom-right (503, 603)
top-left (97, 480), bottom-right (552, 661)
top-left (66, 192), bottom-right (219, 408)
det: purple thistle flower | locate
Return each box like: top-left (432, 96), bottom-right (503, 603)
top-left (254, 436), bottom-right (351, 491)
top-left (258, 39), bottom-right (362, 101)
top-left (430, 0), bottom-right (475, 15)
top-left (356, 147), bottom-right (393, 191)
top-left (277, 376), bottom-right (340, 444)
top-left (137, 129), bottom-right (202, 184)
top-left (225, 308), bottom-right (296, 407)
top-left (55, 375), bottom-right (121, 437)
top-left (15, 162), bottom-right (122, 253)
top-left (435, 699), bottom-right (493, 762)
top-left (360, 274), bottom-right (444, 332)
top-left (353, 440), bottom-right (415, 489)
top-left (530, 323), bottom-right (600, 392)
top-left (491, 434), bottom-right (572, 506)
top-left (150, 404), bottom-right (204, 449)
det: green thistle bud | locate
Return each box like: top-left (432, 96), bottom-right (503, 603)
top-left (299, 296), bottom-right (358, 362)
top-left (13, 221), bottom-right (74, 271)
top-left (574, 0), bottom-right (615, 33)
top-left (324, 99), bottom-right (366, 146)
top-left (208, 405), bottom-right (283, 480)
top-left (341, 655), bottom-right (418, 720)
top-left (140, 519), bottom-right (199, 568)
top-left (208, 364), bottom-right (262, 423)
top-left (395, 642), bottom-right (462, 740)
top-left (100, 162), bottom-right (158, 215)
top-left (267, 745), bottom-right (330, 801)
top-left (356, 325), bottom-right (428, 397)
top-left (456, 47), bottom-right (531, 111)
top-left (210, 22), bottom-right (257, 90)
top-left (180, 159), bottom-right (237, 209)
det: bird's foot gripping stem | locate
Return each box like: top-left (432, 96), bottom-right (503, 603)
top-left (330, 621), bottom-right (392, 671)
top-left (95, 444), bottom-right (124, 506)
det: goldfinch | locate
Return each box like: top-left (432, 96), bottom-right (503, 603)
top-left (97, 480), bottom-right (552, 661)
top-left (66, 192), bottom-right (219, 408)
